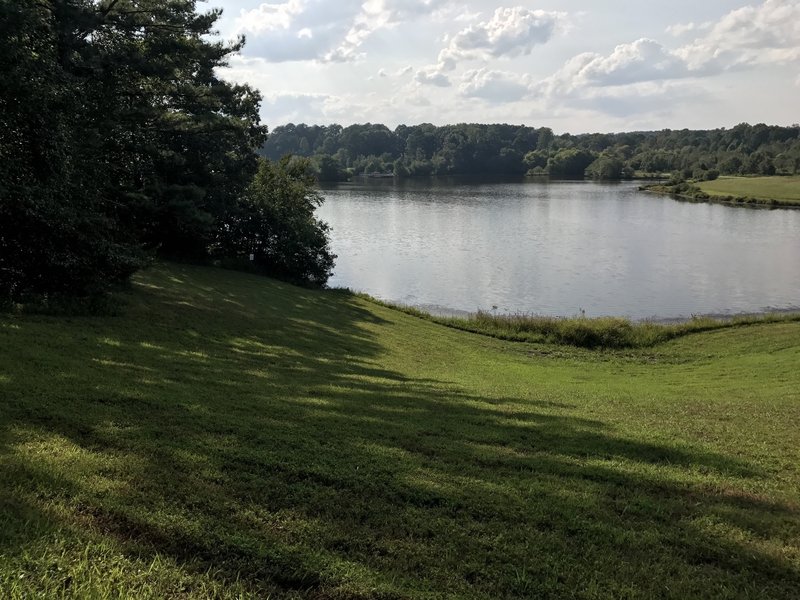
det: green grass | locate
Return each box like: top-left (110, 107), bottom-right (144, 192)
top-left (697, 176), bottom-right (800, 205)
top-left (2, 264), bottom-right (799, 598)
top-left (360, 300), bottom-right (800, 349)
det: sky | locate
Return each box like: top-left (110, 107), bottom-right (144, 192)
top-left (211, 0), bottom-right (800, 133)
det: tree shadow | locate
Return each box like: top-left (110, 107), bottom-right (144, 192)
top-left (1, 264), bottom-right (798, 598)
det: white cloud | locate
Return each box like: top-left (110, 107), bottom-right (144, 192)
top-left (415, 68), bottom-right (451, 87)
top-left (234, 0), bottom-right (306, 33)
top-left (665, 21), bottom-right (710, 37)
top-left (579, 39), bottom-right (690, 87)
top-left (454, 10), bottom-right (481, 23)
top-left (459, 68), bottom-right (530, 102)
top-left (234, 1), bottom-right (362, 62)
top-left (675, 0), bottom-right (800, 71)
top-left (374, 65), bottom-right (418, 80)
top-left (220, 0), bottom-right (800, 131)
top-left (530, 43), bottom-right (697, 116)
top-left (376, 0), bottom-right (451, 21)
top-left (439, 6), bottom-right (566, 65)
top-left (233, 0), bottom-right (449, 63)
top-left (324, 0), bottom-right (452, 62)
top-left (532, 0), bottom-right (800, 117)
top-left (414, 6), bottom-right (566, 92)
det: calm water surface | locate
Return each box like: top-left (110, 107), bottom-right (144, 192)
top-left (317, 178), bottom-right (800, 319)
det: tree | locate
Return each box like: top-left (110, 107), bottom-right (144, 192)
top-left (1, 0), bottom-right (146, 300)
top-left (547, 149), bottom-right (595, 179)
top-left (586, 154), bottom-right (632, 180)
top-left (218, 157), bottom-right (335, 286)
top-left (314, 154), bottom-right (345, 182)
top-left (523, 150), bottom-right (547, 168)
top-left (1, 0), bottom-right (266, 301)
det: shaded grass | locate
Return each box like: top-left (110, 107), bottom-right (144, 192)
top-left (1, 263), bottom-right (799, 598)
top-left (698, 176), bottom-right (800, 205)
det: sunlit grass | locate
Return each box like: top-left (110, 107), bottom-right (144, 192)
top-left (1, 263), bottom-right (799, 598)
top-left (697, 176), bottom-right (800, 205)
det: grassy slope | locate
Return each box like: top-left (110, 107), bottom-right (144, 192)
top-left (697, 176), bottom-right (800, 204)
top-left (1, 264), bottom-right (799, 599)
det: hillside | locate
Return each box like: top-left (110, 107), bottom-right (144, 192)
top-left (1, 264), bottom-right (799, 598)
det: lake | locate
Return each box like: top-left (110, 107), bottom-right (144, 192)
top-left (317, 178), bottom-right (800, 320)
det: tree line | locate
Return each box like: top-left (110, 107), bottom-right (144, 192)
top-left (1, 0), bottom-right (334, 305)
top-left (261, 122), bottom-right (800, 182)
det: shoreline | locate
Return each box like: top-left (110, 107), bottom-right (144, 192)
top-left (642, 185), bottom-right (800, 209)
top-left (357, 293), bottom-right (800, 349)
top-left (352, 291), bottom-right (800, 326)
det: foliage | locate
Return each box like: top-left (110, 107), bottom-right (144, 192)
top-left (586, 153), bottom-right (634, 180)
top-left (218, 157), bottom-right (335, 286)
top-left (261, 121), bottom-right (800, 181)
top-left (0, 0), bottom-right (147, 301)
top-left (547, 149), bottom-right (595, 179)
top-left (312, 154), bottom-right (347, 182)
top-left (0, 0), bottom-right (270, 303)
top-left (1, 0), bottom-right (336, 302)
top-left (2, 263), bottom-right (800, 598)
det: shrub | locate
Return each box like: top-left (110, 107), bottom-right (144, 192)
top-left (217, 157), bottom-right (336, 287)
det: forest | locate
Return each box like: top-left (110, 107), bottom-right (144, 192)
top-left (261, 122), bottom-right (800, 181)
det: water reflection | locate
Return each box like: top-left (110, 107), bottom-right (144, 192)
top-left (317, 178), bottom-right (800, 319)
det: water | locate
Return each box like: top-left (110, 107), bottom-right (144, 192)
top-left (317, 178), bottom-right (800, 320)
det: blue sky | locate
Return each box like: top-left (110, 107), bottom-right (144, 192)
top-left (211, 0), bottom-right (800, 132)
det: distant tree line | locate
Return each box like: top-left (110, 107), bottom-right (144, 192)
top-left (261, 122), bottom-right (800, 182)
top-left (1, 0), bottom-right (334, 304)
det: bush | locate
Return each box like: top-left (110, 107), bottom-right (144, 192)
top-left (217, 157), bottom-right (336, 287)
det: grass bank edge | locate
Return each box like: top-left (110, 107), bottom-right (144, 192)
top-left (642, 176), bottom-right (800, 208)
top-left (351, 292), bottom-right (800, 349)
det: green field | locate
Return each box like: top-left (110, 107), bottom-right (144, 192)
top-left (697, 176), bottom-right (800, 205)
top-left (2, 264), bottom-right (799, 598)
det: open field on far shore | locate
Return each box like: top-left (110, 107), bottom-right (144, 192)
top-left (1, 263), bottom-right (799, 598)
top-left (697, 176), bottom-right (800, 204)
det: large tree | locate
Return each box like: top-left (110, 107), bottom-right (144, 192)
top-left (0, 0), bottom-right (266, 301)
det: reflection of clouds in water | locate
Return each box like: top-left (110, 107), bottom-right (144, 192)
top-left (318, 180), bottom-right (800, 319)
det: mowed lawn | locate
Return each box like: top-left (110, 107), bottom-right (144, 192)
top-left (1, 264), bottom-right (799, 599)
top-left (697, 176), bottom-right (800, 204)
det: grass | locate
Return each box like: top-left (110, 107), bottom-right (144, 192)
top-left (359, 299), bottom-right (800, 349)
top-left (696, 176), bottom-right (800, 206)
top-left (1, 263), bottom-right (799, 598)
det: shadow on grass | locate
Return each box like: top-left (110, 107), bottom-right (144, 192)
top-left (1, 264), bottom-right (798, 598)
